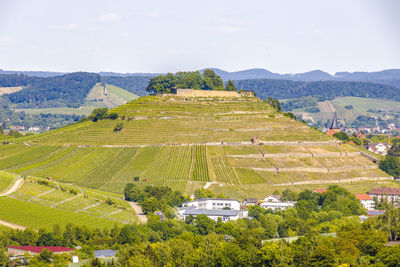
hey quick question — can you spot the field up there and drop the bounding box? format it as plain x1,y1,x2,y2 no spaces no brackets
15,106,96,116
293,97,400,124
0,171,19,193
0,174,138,230
0,86,24,96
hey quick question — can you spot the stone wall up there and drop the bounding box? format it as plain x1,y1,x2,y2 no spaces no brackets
176,89,240,98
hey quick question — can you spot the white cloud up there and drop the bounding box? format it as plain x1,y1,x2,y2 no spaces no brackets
100,13,121,22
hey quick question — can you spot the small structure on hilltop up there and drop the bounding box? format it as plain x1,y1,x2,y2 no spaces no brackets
326,112,340,136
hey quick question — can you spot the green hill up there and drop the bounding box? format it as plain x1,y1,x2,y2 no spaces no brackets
0,95,392,202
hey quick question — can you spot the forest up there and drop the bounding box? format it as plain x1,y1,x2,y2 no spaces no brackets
234,79,400,101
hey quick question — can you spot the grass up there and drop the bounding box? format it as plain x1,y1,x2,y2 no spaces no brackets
106,84,138,102
0,171,19,193
0,196,118,230
0,175,138,229
14,106,96,116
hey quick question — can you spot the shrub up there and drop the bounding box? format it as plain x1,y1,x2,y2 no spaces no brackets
113,122,124,132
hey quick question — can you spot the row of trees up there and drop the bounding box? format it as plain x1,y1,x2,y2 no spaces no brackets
146,69,237,94
1,185,400,266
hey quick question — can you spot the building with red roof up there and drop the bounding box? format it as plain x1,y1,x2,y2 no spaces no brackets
8,246,75,256
313,189,327,194
355,193,375,210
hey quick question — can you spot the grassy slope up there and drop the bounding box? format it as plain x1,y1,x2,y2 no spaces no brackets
0,174,138,230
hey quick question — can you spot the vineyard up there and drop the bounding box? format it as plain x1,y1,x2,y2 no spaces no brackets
0,175,138,230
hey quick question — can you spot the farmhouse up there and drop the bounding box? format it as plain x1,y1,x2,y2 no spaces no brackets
243,198,258,207
368,143,391,156
7,246,75,256
356,193,375,210
368,188,400,203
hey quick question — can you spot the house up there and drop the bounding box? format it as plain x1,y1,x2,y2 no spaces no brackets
28,127,41,132
356,193,375,210
178,207,248,222
260,195,295,211
357,132,366,139
10,126,25,131
313,189,327,194
181,198,241,211
94,249,117,258
263,195,280,202
7,246,75,256
243,198,258,206
368,188,400,203
368,143,391,155
367,210,385,216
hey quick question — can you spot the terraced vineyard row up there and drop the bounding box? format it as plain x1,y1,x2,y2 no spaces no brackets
211,158,239,184
191,146,209,182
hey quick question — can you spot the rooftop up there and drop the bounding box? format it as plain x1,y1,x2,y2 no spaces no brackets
368,188,400,195
356,193,373,201
8,246,75,254
94,249,117,258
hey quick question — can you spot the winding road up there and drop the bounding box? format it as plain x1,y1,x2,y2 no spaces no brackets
0,178,24,197
128,202,148,224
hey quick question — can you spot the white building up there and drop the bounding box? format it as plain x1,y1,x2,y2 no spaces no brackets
368,143,391,156
178,207,248,222
179,198,247,222
260,195,296,211
368,188,400,203
355,194,375,210
181,198,241,211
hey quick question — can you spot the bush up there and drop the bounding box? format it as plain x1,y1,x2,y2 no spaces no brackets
333,132,349,141
113,122,124,132
107,113,118,120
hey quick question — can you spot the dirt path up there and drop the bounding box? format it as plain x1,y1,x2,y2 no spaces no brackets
0,219,26,230
0,178,24,197
128,202,148,224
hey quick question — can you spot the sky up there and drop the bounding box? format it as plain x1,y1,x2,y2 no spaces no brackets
0,0,399,74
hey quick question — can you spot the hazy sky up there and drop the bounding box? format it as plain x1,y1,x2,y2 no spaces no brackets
0,0,399,74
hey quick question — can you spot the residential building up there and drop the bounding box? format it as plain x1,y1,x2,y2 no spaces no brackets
367,188,400,203
8,246,75,256
356,193,375,210
181,198,240,211
243,198,258,206
368,143,391,156
178,207,248,222
260,195,296,211
313,189,327,194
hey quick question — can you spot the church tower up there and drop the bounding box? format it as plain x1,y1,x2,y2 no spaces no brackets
326,112,340,136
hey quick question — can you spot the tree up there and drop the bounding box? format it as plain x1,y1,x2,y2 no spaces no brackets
141,197,159,214
224,80,237,92
202,69,223,90
379,155,400,177
265,97,282,111
195,215,215,235
89,108,108,122
333,132,349,141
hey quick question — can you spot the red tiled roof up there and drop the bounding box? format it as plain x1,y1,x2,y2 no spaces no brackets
8,246,75,253
368,188,400,195
356,193,373,200
313,189,327,193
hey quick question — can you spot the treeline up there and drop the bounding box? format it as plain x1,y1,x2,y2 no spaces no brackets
145,69,236,94
234,79,400,101
2,72,100,108
2,185,400,266
380,141,400,177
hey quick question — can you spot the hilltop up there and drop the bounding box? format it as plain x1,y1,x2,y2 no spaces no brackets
0,95,392,201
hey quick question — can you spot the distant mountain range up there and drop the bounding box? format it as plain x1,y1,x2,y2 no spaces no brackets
1,68,400,83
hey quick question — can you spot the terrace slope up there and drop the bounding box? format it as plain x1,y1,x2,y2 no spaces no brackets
0,96,391,200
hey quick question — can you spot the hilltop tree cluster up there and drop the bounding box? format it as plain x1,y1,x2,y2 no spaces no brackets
146,69,237,94
380,140,400,177
1,185,400,266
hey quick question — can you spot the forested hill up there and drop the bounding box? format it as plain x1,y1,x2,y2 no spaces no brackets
234,79,400,100
2,72,100,108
